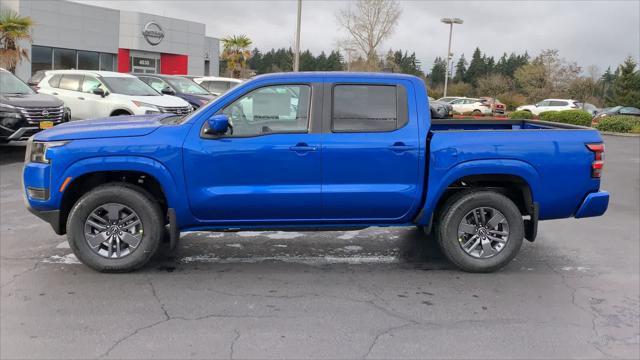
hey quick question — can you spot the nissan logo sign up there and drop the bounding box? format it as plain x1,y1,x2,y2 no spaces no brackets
142,22,164,46
41,110,49,117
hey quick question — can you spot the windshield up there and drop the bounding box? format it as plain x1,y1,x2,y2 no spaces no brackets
0,72,35,95
167,77,209,95
607,106,623,113
101,77,159,96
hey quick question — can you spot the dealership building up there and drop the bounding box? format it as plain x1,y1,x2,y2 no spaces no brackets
4,0,220,81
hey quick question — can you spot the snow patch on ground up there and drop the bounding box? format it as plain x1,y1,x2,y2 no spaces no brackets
342,245,363,252
55,241,70,249
180,255,399,266
225,243,243,248
42,254,80,264
267,231,305,240
337,231,361,240
237,231,268,237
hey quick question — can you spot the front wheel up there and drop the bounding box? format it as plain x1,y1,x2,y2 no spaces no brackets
66,184,164,272
436,191,524,273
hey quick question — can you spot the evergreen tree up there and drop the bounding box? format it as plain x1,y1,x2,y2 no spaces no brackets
325,51,344,70
430,56,447,86
453,54,467,82
464,47,484,85
607,56,640,107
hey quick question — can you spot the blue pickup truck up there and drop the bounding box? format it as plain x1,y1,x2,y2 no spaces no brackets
23,72,609,273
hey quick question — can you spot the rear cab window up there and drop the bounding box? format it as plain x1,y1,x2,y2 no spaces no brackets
331,84,407,132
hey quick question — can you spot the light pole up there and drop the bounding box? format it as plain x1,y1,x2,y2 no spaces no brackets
441,17,463,97
293,0,302,72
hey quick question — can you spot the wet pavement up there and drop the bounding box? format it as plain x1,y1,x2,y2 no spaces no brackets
1,136,639,359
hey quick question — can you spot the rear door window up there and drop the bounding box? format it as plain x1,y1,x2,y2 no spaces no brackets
58,74,82,91
48,74,62,88
332,85,403,132
550,100,568,106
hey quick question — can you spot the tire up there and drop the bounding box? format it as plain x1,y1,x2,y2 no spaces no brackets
66,183,164,272
472,109,482,116
436,191,524,273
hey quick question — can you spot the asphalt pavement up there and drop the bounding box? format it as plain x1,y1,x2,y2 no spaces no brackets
1,135,639,359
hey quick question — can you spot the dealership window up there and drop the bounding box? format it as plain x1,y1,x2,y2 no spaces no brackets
31,46,52,74
100,53,115,71
29,45,116,74
77,51,99,70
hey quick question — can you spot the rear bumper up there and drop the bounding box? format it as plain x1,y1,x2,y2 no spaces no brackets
575,191,609,218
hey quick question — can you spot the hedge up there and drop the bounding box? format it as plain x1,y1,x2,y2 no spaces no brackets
508,110,533,119
595,116,640,133
538,110,592,127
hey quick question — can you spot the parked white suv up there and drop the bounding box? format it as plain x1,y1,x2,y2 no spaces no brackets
37,70,192,120
516,99,579,116
450,97,492,115
191,76,242,96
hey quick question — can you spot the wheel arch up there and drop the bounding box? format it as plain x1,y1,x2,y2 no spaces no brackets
56,156,185,234
415,159,541,227
110,108,133,116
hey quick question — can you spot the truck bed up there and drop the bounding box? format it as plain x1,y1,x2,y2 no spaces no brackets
430,119,590,131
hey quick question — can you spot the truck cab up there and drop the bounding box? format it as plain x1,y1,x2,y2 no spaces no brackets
23,72,609,273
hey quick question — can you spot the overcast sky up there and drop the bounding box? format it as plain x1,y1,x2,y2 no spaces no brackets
75,0,640,75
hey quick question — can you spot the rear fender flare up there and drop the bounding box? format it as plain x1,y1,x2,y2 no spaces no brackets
415,159,541,225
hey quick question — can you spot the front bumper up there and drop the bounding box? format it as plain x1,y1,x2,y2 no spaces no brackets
575,191,609,218
26,205,63,235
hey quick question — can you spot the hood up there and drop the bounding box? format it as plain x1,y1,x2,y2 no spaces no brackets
33,114,174,141
1,92,63,108
128,94,189,107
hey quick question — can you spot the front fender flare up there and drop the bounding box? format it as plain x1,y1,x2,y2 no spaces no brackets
415,159,541,225
56,156,190,226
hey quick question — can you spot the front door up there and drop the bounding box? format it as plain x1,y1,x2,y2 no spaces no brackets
183,83,322,224
321,82,420,222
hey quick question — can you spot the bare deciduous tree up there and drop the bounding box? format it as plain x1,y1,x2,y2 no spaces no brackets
337,0,401,71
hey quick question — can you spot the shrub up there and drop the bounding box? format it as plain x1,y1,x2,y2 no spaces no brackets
595,116,640,133
508,110,533,119
538,110,592,127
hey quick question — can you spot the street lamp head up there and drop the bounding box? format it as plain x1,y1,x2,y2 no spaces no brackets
441,17,464,25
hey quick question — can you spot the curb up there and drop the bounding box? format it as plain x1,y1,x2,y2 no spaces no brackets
598,131,640,137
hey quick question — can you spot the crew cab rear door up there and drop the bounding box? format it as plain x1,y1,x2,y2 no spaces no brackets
321,80,420,222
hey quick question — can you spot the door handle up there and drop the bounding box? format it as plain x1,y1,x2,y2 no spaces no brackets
51,92,58,95
389,142,415,153
77,97,85,100
290,143,317,153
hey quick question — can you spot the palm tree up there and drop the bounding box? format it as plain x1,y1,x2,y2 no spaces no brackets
0,9,33,73
221,35,252,79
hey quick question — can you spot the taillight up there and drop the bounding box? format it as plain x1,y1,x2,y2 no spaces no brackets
586,143,604,178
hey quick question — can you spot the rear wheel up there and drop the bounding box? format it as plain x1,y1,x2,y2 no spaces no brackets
472,109,482,116
436,191,523,272
66,184,164,272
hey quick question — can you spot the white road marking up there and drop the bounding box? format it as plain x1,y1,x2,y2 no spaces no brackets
226,243,243,248
272,244,288,248
237,231,267,237
342,245,363,252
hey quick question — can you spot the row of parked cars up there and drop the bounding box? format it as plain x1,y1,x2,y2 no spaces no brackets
1,68,242,143
432,95,640,120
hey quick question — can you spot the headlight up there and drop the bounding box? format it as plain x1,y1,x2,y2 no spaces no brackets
26,139,68,164
0,103,22,118
132,101,160,114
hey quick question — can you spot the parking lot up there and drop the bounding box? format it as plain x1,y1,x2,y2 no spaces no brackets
1,135,638,359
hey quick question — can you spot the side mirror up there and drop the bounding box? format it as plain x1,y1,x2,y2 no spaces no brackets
92,88,106,97
206,114,229,135
161,86,175,95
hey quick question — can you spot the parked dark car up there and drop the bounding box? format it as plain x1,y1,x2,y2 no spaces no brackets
136,74,215,109
1,68,68,143
429,96,453,118
594,106,640,121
